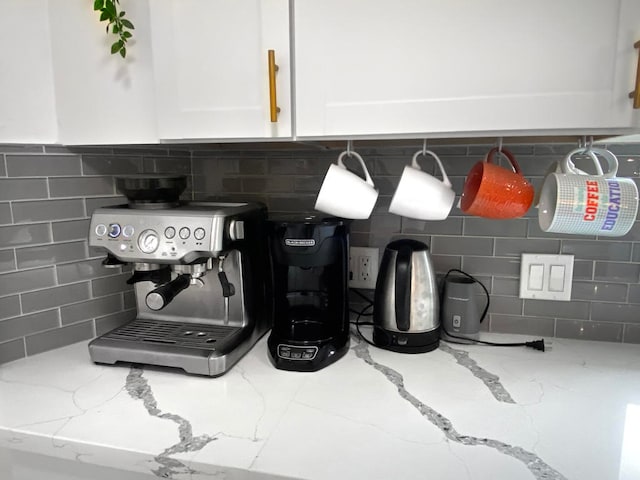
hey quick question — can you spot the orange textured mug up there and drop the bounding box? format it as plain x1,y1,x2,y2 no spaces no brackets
460,147,534,219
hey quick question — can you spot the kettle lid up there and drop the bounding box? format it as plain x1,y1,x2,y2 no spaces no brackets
386,239,429,252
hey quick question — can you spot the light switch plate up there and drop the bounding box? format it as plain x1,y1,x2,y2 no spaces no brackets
519,254,574,301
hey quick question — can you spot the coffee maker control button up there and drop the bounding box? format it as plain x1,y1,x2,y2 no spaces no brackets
179,227,191,239
194,228,206,240
138,229,159,254
95,224,107,237
164,227,176,239
122,225,134,238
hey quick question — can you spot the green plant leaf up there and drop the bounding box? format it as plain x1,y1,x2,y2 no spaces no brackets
113,24,119,34
99,10,110,21
111,40,124,54
122,31,132,39
93,0,104,11
121,19,134,29
104,0,116,16
119,11,126,17
120,46,126,58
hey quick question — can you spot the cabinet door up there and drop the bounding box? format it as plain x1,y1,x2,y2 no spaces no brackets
294,0,640,138
150,0,291,141
48,0,157,145
0,0,57,143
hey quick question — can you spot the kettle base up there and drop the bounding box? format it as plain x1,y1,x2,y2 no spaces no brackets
373,327,440,354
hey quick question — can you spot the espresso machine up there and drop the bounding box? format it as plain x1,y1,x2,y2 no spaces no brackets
88,175,271,376
266,217,350,371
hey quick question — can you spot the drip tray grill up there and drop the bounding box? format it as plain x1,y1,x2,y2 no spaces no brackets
103,318,240,350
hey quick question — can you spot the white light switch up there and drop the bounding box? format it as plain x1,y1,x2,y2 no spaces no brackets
528,264,544,290
549,265,565,292
519,254,574,301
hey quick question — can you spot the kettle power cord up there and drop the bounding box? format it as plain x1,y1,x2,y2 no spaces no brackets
440,269,548,352
350,285,548,352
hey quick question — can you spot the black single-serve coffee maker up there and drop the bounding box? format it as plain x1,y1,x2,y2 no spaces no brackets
267,217,350,371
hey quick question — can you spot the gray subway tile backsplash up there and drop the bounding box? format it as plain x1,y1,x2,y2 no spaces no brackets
16,240,87,269
52,219,91,242
591,303,640,324
49,176,115,198
0,223,52,248
0,249,15,273
623,324,640,344
0,338,26,364
1,141,639,365
0,309,60,343
0,178,48,201
6,154,81,177
555,319,623,343
81,155,143,175
0,267,56,296
61,294,124,325
489,314,555,337
524,299,590,320
25,320,93,356
12,199,85,223
21,282,91,314
0,203,11,224
0,295,21,320
561,240,632,261
571,281,629,303
594,261,640,282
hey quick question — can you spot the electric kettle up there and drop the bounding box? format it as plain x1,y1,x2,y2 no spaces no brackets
373,239,440,353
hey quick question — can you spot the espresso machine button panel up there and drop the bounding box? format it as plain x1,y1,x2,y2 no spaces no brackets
89,210,226,262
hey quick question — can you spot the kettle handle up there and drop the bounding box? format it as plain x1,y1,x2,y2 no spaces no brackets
395,245,412,332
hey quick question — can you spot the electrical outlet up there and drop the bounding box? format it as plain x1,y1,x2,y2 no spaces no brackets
349,247,379,289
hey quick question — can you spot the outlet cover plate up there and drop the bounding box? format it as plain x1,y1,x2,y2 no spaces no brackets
349,247,379,289
519,254,574,301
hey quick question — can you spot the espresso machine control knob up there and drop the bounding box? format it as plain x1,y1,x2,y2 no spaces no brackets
138,229,159,254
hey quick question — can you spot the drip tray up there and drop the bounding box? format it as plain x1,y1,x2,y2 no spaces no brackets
89,317,262,376
102,318,240,350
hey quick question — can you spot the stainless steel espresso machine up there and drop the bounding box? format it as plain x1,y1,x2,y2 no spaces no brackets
88,175,271,376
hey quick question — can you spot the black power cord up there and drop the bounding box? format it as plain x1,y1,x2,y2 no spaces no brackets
440,269,547,352
350,274,548,352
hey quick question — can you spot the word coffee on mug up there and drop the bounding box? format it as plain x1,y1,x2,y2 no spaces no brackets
538,148,639,237
314,151,379,219
389,149,455,220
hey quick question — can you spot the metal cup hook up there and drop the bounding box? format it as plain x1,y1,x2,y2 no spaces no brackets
346,140,354,157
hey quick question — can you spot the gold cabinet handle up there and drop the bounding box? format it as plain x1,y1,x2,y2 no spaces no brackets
268,50,280,122
629,40,640,109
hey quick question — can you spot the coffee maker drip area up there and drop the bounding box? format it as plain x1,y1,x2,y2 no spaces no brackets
87,175,271,376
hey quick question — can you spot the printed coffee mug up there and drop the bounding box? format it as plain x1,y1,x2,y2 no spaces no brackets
538,148,639,237
460,147,534,219
314,151,379,219
389,149,455,220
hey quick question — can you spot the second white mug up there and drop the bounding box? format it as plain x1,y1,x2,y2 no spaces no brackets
389,149,455,220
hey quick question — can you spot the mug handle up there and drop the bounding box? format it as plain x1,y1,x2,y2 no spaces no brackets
561,148,604,176
337,151,375,187
411,149,452,187
485,147,523,175
585,147,619,178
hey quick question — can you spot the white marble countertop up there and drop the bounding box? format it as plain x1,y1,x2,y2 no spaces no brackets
1,330,640,480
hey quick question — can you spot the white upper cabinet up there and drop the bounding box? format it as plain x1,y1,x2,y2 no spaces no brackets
48,0,158,145
149,0,292,141
0,0,57,144
294,0,640,139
